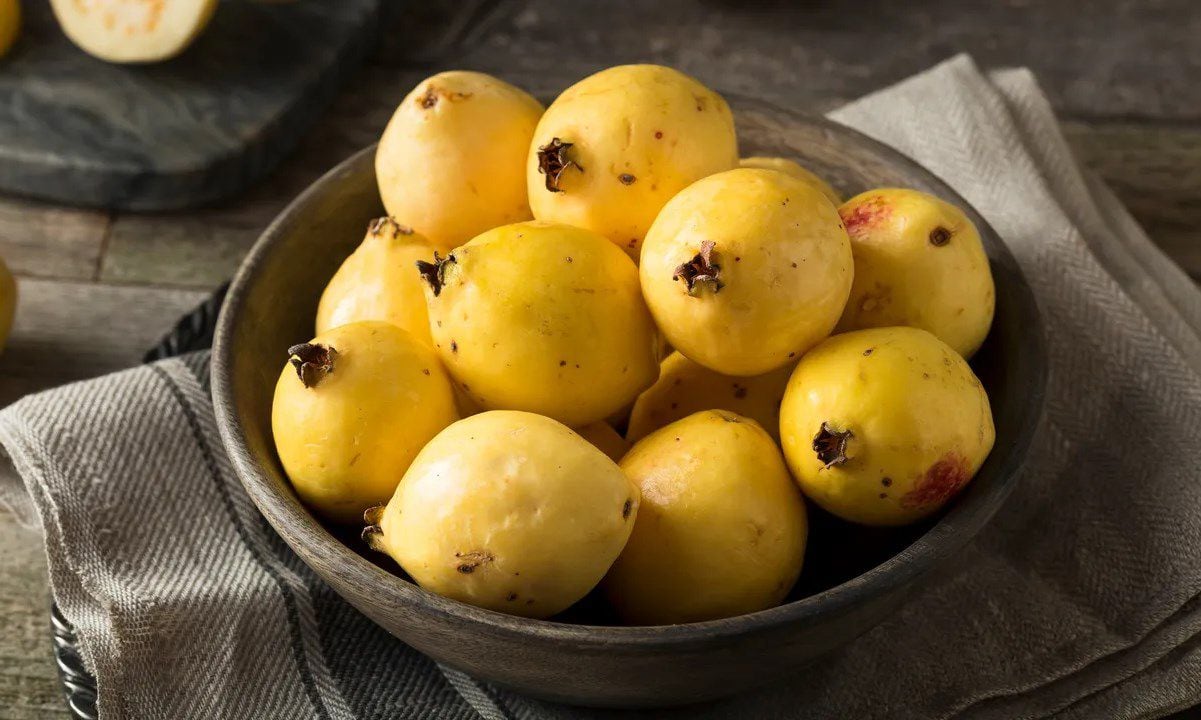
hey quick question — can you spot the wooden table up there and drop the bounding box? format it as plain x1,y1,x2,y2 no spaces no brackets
1,1,1197,715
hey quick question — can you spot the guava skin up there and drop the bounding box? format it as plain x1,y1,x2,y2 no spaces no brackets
370,411,639,619
836,188,995,358
779,326,995,526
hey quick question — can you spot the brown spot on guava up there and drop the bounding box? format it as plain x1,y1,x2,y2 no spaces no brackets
454,550,494,574
879,492,888,499
619,173,636,185
655,131,663,139
416,251,455,297
450,340,458,353
628,238,638,248
788,352,796,358
863,347,874,356
900,453,971,509
288,343,337,388
881,477,892,487
839,196,890,238
507,593,518,601
559,360,567,366
813,422,852,468
929,226,953,246
673,240,723,295
715,411,741,423
566,256,573,263
622,499,633,519
418,86,471,109
536,137,582,192
421,368,430,376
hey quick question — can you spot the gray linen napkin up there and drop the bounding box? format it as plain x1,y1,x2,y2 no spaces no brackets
3,54,1201,719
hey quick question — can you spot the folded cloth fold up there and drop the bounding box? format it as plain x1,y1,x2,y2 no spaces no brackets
3,54,1200,719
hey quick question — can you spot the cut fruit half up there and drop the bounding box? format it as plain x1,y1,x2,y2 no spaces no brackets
51,0,217,63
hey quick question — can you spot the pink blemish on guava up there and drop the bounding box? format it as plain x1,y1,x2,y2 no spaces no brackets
839,196,890,238
899,453,971,509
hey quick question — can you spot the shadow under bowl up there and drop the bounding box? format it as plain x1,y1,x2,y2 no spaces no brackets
211,98,1046,708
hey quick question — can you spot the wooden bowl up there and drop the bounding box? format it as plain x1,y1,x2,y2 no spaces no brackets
212,98,1046,708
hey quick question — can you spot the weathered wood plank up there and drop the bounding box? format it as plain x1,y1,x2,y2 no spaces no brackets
426,0,1201,122
101,213,265,288
0,197,108,281
1064,121,1201,279
0,513,70,719
0,279,208,408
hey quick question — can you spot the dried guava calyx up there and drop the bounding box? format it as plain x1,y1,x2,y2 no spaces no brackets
288,343,338,388
812,421,852,468
536,137,583,192
361,505,386,551
673,240,723,295
368,216,414,238
416,252,456,297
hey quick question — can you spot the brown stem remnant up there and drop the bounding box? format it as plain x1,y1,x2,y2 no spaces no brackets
416,252,455,297
536,137,582,192
288,343,337,388
929,226,952,246
361,505,386,552
673,240,723,295
368,216,413,237
813,422,852,468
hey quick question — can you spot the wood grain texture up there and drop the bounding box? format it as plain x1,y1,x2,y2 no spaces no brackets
0,515,68,719
428,0,1201,121
1064,121,1201,279
0,279,207,407
0,197,108,281
0,0,380,211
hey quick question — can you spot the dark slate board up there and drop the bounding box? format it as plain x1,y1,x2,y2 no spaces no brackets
0,0,381,211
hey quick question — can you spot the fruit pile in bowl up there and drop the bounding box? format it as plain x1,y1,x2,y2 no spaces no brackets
213,64,1044,706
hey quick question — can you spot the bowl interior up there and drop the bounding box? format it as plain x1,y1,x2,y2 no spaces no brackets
213,98,1044,635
